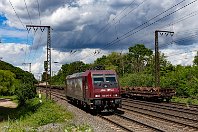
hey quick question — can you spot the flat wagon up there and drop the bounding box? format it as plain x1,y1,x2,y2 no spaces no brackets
121,86,175,102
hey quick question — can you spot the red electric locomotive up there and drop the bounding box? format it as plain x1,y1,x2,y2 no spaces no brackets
65,70,122,112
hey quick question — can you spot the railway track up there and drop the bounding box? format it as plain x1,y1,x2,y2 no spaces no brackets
39,89,162,131
98,113,163,132
166,101,198,109
123,98,198,116
38,87,198,131
121,101,198,131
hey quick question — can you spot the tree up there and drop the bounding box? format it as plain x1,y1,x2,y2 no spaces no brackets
51,61,91,85
0,61,37,84
128,44,153,72
0,70,16,95
15,83,36,105
193,51,198,65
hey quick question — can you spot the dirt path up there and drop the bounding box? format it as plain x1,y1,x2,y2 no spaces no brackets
0,98,17,108
0,98,18,121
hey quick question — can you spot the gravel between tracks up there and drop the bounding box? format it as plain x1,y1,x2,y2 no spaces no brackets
51,95,116,132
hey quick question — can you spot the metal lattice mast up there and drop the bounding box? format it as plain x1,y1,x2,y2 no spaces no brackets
47,27,52,99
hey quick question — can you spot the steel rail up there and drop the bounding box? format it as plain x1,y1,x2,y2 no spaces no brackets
114,113,164,132
98,115,133,132
121,106,198,130
123,99,198,115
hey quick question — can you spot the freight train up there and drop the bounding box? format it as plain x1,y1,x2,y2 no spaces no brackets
65,70,122,113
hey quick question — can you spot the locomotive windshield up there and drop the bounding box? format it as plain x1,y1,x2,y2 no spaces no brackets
105,74,117,83
93,74,104,84
92,74,118,88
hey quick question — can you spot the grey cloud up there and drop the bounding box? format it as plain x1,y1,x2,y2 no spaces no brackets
1,0,198,56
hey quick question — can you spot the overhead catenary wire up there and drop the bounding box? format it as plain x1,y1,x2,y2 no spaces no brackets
113,0,136,22
161,10,198,33
81,0,185,60
81,0,197,62
23,33,30,63
70,0,146,57
24,0,43,68
31,31,44,62
166,49,197,57
30,0,43,64
105,0,188,48
114,8,198,51
114,0,148,25
103,0,198,51
36,0,41,25
9,0,26,29
121,9,198,50
23,0,32,24
105,0,193,48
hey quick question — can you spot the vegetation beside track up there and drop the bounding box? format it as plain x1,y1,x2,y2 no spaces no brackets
171,96,198,105
50,44,198,99
0,96,93,131
0,61,37,105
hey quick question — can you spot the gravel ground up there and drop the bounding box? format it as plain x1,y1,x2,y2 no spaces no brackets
51,96,116,132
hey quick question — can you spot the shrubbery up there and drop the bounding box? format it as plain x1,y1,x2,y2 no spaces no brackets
0,70,36,105
160,66,198,98
15,83,36,106
0,70,19,96
0,61,37,105
120,66,198,98
119,73,154,87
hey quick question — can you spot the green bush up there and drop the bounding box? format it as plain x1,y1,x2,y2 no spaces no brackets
160,66,198,97
0,70,18,96
119,73,154,87
15,83,36,106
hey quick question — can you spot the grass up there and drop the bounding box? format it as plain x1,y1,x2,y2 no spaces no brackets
0,96,93,132
171,96,198,105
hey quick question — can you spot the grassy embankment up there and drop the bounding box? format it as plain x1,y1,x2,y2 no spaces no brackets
0,95,93,132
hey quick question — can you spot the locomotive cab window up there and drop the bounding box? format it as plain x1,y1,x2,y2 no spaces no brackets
105,74,117,83
92,74,118,88
93,74,104,84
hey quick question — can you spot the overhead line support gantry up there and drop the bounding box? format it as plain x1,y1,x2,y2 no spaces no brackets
26,25,52,100
155,30,174,88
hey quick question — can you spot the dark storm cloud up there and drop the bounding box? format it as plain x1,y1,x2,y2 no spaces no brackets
1,0,198,52
48,0,171,51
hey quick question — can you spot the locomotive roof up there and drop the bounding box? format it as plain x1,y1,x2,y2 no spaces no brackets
66,70,116,79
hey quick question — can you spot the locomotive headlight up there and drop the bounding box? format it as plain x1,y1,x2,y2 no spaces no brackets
95,94,100,97
114,94,118,97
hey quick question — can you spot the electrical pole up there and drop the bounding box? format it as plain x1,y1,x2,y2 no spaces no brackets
26,25,52,99
155,30,174,88
22,62,31,73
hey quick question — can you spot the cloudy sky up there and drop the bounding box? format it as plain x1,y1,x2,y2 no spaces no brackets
0,0,198,79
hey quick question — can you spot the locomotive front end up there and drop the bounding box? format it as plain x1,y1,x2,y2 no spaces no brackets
91,72,122,111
